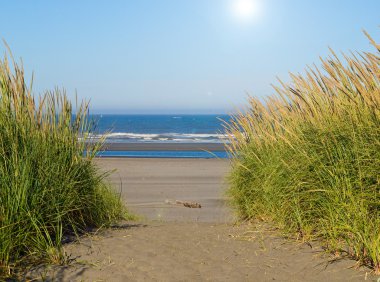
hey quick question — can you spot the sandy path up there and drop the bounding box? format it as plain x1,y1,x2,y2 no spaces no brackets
48,222,368,282
33,159,372,281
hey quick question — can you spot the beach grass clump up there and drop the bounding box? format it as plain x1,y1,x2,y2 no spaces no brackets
0,49,127,277
226,32,380,272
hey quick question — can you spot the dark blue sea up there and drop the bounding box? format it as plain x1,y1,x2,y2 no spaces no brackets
89,114,231,158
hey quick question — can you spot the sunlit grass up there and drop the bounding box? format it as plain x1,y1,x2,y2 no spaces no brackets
226,32,380,273
0,47,129,278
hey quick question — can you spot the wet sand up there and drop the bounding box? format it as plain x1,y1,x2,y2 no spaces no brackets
34,158,373,281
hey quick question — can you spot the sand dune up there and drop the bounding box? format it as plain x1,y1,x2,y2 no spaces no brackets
31,159,372,281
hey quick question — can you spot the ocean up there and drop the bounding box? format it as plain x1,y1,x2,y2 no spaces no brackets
90,114,231,158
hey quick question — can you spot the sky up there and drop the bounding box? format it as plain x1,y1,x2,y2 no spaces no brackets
0,0,379,114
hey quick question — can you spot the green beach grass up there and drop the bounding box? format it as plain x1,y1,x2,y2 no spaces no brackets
0,48,129,278
226,32,380,273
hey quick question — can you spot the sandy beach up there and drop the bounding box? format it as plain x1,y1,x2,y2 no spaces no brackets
34,158,372,281
97,158,232,223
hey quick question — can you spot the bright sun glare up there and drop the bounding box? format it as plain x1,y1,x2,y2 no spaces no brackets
231,0,260,23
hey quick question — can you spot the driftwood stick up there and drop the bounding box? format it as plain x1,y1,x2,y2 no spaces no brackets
165,199,202,208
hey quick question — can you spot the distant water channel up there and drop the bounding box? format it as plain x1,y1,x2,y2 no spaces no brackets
96,150,230,159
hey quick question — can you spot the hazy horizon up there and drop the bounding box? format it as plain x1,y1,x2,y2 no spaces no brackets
1,0,379,114
89,108,234,115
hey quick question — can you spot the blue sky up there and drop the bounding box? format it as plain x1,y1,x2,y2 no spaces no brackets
1,0,379,114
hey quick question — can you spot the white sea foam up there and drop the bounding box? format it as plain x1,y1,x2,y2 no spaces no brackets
87,132,228,143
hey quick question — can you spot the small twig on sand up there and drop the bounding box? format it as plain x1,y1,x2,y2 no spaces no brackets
165,199,202,208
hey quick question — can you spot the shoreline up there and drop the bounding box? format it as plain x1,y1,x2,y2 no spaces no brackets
99,142,227,152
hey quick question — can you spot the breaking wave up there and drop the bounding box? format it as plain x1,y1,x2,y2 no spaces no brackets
87,132,228,143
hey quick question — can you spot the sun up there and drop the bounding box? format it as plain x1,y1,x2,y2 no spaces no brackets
231,0,260,23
